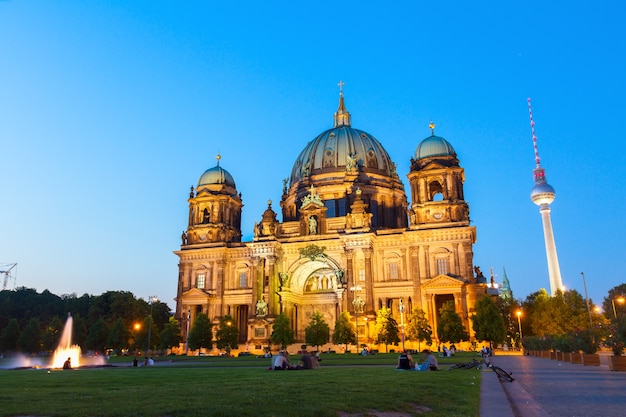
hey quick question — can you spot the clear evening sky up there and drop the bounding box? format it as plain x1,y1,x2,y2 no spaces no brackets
1,1,624,310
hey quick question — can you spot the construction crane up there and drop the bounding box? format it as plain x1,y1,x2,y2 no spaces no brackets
1,263,17,290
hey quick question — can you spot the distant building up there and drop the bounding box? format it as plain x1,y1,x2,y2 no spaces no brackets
499,268,513,300
174,91,495,351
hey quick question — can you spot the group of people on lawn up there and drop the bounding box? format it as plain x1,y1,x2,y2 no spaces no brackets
396,349,439,371
271,348,438,371
271,350,321,370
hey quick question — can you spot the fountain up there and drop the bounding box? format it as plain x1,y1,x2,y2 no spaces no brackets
51,313,82,368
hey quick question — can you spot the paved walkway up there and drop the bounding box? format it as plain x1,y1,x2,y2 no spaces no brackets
481,354,626,417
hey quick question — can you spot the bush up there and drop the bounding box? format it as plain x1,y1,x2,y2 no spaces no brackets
522,336,552,351
553,334,575,353
572,329,600,354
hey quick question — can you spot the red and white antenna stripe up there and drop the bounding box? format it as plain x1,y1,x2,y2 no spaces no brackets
527,98,541,167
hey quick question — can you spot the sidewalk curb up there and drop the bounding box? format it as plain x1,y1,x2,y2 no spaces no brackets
480,367,514,417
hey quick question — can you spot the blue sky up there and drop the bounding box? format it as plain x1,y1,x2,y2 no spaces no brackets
1,1,624,310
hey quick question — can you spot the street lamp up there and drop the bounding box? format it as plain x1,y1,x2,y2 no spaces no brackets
581,272,592,328
146,295,158,354
351,285,363,353
516,311,523,348
399,298,406,352
225,320,232,356
612,297,625,319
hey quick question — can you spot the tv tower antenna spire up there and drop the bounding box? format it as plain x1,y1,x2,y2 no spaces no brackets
527,98,564,295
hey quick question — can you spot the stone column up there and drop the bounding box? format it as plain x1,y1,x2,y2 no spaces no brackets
216,260,226,317
430,294,438,342
423,246,430,277
345,249,355,311
456,243,464,276
363,248,374,313
267,256,278,316
410,247,421,306
251,258,260,318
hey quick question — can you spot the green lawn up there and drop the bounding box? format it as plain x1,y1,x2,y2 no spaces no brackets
0,354,481,417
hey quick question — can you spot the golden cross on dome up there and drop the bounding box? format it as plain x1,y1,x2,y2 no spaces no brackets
429,121,436,135
338,80,345,95
216,153,222,166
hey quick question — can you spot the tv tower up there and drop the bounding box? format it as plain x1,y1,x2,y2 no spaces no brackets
527,98,564,295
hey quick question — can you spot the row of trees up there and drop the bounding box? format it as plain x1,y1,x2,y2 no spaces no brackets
264,300,489,353
520,284,626,355
0,288,175,354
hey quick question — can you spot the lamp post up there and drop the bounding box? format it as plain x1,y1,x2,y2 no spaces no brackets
516,311,523,349
612,297,625,319
351,285,363,353
225,320,232,356
146,295,158,354
580,272,593,328
399,298,406,352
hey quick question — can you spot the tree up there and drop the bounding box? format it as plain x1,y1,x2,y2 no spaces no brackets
332,311,356,350
41,316,64,351
270,313,294,349
374,307,400,352
107,318,131,353
437,301,469,344
187,313,212,351
0,318,20,352
159,317,182,350
496,295,520,345
531,289,590,336
216,315,239,354
86,317,109,352
17,317,42,353
472,296,506,348
406,308,432,351
72,314,88,349
305,312,330,351
603,283,626,321
133,316,159,352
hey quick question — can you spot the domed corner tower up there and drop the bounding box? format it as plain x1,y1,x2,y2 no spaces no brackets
182,154,243,247
280,90,408,235
407,123,470,229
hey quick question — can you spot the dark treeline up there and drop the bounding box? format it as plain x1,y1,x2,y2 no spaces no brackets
0,287,180,354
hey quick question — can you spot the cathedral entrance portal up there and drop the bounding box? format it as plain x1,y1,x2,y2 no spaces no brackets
281,257,345,341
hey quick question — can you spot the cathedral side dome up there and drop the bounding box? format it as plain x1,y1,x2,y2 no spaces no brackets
415,134,456,160
198,156,236,189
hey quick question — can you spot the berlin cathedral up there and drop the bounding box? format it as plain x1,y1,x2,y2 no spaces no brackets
174,90,495,352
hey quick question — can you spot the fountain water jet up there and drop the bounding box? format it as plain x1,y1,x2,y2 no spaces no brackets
51,313,82,369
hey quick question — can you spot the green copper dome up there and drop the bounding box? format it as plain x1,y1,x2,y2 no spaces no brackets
415,135,456,159
198,155,236,188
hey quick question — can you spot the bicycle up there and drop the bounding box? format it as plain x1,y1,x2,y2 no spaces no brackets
447,359,482,370
489,364,515,382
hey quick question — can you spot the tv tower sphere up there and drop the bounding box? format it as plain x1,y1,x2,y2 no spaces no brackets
531,181,555,206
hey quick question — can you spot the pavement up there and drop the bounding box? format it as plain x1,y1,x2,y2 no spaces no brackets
480,353,626,417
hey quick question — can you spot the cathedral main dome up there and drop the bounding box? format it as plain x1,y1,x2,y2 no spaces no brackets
281,91,408,230
289,126,396,183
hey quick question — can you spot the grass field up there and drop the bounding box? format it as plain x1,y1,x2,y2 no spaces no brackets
0,353,481,417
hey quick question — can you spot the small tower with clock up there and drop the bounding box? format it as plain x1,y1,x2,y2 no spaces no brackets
407,123,470,228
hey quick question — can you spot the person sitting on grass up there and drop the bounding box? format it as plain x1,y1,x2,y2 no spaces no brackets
272,351,291,370
396,350,414,370
416,349,438,371
300,351,321,370
63,357,72,370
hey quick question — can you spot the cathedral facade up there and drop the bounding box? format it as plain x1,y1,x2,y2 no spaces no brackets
174,92,492,351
